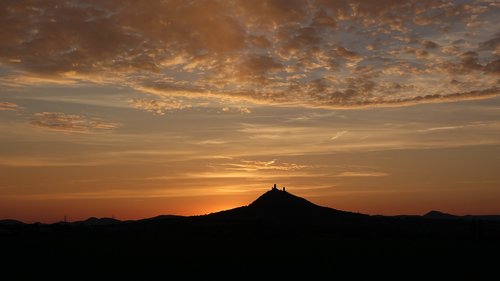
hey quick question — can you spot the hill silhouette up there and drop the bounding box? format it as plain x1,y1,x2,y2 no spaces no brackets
206,186,367,224
424,210,459,219
1,185,499,278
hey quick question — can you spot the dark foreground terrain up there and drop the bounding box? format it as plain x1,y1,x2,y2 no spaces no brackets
2,189,500,279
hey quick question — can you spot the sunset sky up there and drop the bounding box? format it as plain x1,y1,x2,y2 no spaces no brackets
1,0,499,223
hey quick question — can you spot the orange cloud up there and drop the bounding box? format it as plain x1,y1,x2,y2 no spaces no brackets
130,98,191,115
31,112,118,133
0,101,21,111
221,160,311,172
221,107,252,114
0,0,498,109
335,171,388,177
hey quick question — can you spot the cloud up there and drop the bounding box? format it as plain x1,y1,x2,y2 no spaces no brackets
421,40,439,49
334,46,361,61
0,0,499,109
485,59,500,74
418,126,464,132
417,122,489,132
238,107,252,114
479,33,500,51
221,160,310,172
237,55,282,77
318,88,500,108
31,112,118,133
335,171,388,177
221,107,252,114
191,140,227,145
130,98,191,115
0,101,21,111
330,130,348,140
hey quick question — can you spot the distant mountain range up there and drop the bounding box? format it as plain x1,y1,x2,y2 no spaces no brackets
423,210,500,221
2,188,499,225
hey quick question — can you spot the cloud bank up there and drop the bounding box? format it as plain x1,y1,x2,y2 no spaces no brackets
0,0,499,109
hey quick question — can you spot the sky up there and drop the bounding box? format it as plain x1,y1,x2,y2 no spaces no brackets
1,0,499,223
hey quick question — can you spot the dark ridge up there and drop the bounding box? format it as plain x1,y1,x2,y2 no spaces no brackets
424,210,500,222
73,217,121,226
464,215,500,222
0,219,25,226
136,214,185,223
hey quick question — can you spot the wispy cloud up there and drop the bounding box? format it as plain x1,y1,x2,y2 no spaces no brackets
221,159,311,172
418,126,465,132
335,172,389,177
238,123,311,140
191,140,227,145
330,130,348,140
31,112,119,133
0,0,498,109
0,101,21,111
417,122,489,132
